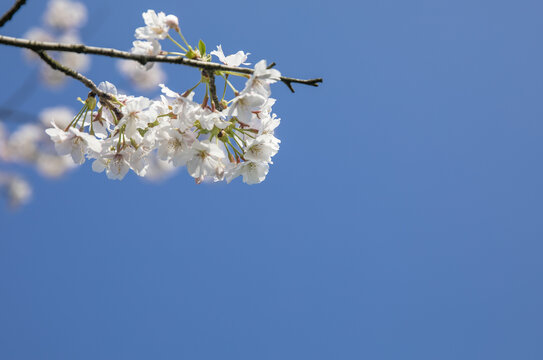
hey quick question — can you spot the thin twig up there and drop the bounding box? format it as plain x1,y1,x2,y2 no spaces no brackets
32,50,122,120
0,34,323,91
33,50,107,99
0,0,27,28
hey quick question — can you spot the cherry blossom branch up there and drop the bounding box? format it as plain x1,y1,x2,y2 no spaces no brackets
33,50,110,100
0,0,27,28
0,34,323,92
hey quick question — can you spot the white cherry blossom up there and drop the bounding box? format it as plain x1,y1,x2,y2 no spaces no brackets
184,140,226,181
242,60,281,97
244,134,280,163
156,128,196,166
227,161,269,185
227,92,266,125
45,124,101,164
135,10,172,40
119,96,152,138
210,45,250,67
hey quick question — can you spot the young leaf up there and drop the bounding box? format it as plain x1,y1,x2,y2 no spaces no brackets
198,40,206,56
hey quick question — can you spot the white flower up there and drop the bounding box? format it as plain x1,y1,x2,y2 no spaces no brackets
132,40,161,56
129,146,150,177
191,107,229,131
156,127,195,166
242,60,281,97
119,96,152,138
131,40,161,69
227,92,266,125
260,114,281,137
44,0,87,30
244,134,280,163
210,45,250,67
226,161,269,185
159,84,198,131
184,140,226,181
165,15,179,32
135,10,171,40
98,81,120,98
45,124,102,164
92,145,133,180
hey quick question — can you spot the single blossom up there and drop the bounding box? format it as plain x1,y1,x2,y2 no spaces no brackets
45,124,101,165
243,134,280,163
210,45,250,67
92,144,133,180
131,40,161,69
135,10,172,40
242,60,281,97
227,92,266,125
227,161,269,185
184,140,226,182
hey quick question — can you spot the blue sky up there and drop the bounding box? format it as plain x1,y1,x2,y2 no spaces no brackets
1,0,543,359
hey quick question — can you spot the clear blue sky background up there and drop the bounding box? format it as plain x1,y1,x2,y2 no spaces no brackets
1,0,543,358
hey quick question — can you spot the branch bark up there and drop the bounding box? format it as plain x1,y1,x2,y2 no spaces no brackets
32,50,122,121
0,0,27,28
0,34,323,92
33,50,110,101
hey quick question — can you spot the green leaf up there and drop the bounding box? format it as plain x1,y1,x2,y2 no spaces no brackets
198,39,206,56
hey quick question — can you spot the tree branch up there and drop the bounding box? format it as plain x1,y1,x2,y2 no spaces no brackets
203,70,224,111
33,50,107,99
0,34,323,92
0,0,27,28
32,50,122,120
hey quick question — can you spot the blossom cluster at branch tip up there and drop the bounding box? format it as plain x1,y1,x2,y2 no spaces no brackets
44,9,283,184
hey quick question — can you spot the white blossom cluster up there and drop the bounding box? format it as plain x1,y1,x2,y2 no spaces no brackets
45,10,283,184
24,0,89,87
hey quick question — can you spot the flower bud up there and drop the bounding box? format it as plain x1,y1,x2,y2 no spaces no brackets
85,95,97,110
165,15,179,31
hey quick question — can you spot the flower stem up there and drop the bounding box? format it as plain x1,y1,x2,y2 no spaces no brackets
167,34,187,52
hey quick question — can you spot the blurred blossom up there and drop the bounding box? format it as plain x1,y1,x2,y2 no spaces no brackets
117,60,166,91
43,0,87,30
0,175,32,209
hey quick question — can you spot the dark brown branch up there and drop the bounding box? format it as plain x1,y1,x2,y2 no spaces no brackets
32,50,122,121
203,70,224,111
33,50,107,99
0,34,323,91
0,0,27,28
